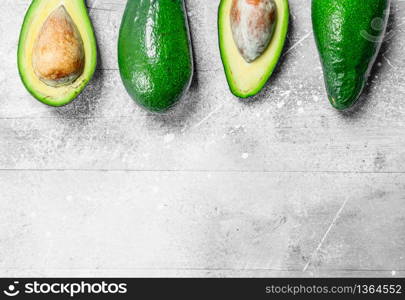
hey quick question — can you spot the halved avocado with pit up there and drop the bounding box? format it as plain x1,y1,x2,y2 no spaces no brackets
18,0,97,107
218,0,289,98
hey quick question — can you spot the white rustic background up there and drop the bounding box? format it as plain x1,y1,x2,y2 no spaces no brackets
0,0,404,277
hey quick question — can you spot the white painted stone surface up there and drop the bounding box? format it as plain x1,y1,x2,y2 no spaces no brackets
0,0,404,277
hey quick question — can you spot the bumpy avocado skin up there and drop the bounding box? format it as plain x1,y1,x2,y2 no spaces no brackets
312,0,390,110
118,0,193,113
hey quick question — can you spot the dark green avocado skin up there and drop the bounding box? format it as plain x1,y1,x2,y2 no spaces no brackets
312,0,390,110
118,0,193,112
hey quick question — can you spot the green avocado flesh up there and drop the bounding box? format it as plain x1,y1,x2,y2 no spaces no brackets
218,0,289,98
312,0,390,110
18,0,97,107
118,0,193,113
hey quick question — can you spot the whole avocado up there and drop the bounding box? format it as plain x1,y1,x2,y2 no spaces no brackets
312,0,390,110
118,0,193,113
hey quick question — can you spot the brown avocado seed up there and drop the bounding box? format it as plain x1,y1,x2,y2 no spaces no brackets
32,5,85,87
230,0,277,63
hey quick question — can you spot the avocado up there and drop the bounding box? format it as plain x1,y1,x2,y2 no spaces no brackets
118,0,193,113
312,0,390,110
18,0,97,107
218,0,289,98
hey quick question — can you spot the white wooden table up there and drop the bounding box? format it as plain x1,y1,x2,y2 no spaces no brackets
0,0,404,277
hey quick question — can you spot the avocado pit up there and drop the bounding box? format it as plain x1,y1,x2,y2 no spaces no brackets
230,0,277,63
32,5,85,87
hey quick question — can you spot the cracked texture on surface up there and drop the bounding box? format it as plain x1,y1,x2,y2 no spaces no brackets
0,0,404,277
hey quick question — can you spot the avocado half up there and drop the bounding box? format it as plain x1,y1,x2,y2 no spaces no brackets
218,0,289,98
18,0,97,107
